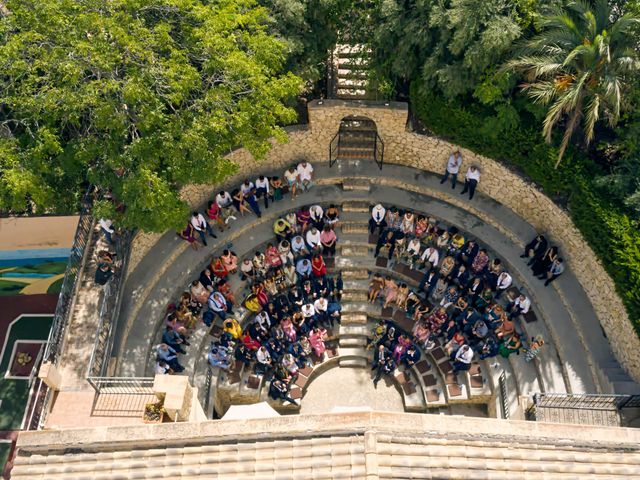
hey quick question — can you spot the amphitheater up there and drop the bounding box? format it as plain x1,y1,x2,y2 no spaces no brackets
11,100,640,479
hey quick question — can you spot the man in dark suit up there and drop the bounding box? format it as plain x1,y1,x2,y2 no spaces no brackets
419,269,439,298
458,240,479,266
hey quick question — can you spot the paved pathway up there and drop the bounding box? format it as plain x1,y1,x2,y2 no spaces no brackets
114,161,634,396
299,366,405,415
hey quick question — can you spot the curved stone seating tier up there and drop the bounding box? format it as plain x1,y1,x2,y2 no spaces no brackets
116,162,637,422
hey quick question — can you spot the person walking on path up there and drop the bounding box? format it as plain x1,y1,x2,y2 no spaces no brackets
440,150,462,189
460,166,480,200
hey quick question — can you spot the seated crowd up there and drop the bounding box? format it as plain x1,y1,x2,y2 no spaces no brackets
155,162,351,405
177,161,316,249
366,203,555,385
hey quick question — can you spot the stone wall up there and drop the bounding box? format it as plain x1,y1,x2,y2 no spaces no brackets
131,99,640,382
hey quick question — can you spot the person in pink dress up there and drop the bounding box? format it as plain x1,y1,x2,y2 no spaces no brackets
220,249,238,274
308,327,327,357
281,317,297,343
264,243,283,270
382,276,398,308
393,334,411,363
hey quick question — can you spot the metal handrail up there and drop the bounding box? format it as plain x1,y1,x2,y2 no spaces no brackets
533,392,640,411
87,229,134,378
43,189,95,364
329,131,340,167
86,376,155,395
374,132,384,170
203,367,213,417
498,371,510,419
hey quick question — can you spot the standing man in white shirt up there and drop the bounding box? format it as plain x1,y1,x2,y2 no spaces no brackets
296,161,314,192
460,165,480,200
440,150,462,189
191,211,217,246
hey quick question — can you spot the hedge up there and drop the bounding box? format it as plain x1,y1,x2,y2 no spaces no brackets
410,84,640,335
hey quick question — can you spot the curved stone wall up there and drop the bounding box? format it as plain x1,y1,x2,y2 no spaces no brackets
129,99,640,382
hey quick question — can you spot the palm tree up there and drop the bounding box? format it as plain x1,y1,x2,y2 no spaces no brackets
508,0,640,167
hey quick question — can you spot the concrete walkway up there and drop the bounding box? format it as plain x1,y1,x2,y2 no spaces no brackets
114,161,634,396
299,366,405,415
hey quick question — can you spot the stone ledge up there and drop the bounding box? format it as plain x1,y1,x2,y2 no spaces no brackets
17,411,640,453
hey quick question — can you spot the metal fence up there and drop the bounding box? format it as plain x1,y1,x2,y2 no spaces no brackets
529,393,640,426
21,377,50,431
86,376,155,395
87,229,134,378
42,190,94,364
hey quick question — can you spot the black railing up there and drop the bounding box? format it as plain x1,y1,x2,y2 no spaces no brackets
87,229,134,378
86,376,155,395
374,132,384,170
329,131,340,168
204,367,213,416
498,371,510,419
22,377,49,431
42,190,95,364
528,393,640,426
533,393,640,411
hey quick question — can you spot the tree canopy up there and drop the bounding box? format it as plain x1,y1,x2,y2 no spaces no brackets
508,0,640,166
0,0,302,231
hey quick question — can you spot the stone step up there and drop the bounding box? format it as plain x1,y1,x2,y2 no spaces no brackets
339,210,371,222
343,279,370,293
336,57,369,67
338,244,370,257
339,357,368,368
336,78,368,89
340,223,369,235
342,302,381,316
337,69,369,79
340,325,369,338
342,291,368,302
340,337,368,348
341,268,370,280
342,178,371,192
341,313,368,325
339,346,369,358
342,200,370,213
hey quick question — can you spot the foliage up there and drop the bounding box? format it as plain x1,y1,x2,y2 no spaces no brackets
0,0,303,232
411,84,640,333
371,0,523,99
507,0,640,166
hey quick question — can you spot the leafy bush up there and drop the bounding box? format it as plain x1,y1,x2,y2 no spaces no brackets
411,84,640,334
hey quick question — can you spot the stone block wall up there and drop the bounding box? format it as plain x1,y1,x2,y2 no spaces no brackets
131,99,640,382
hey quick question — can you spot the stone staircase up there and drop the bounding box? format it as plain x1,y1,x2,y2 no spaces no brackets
330,44,373,100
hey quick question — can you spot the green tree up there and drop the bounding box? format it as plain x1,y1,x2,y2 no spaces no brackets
0,0,302,231
507,0,640,167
